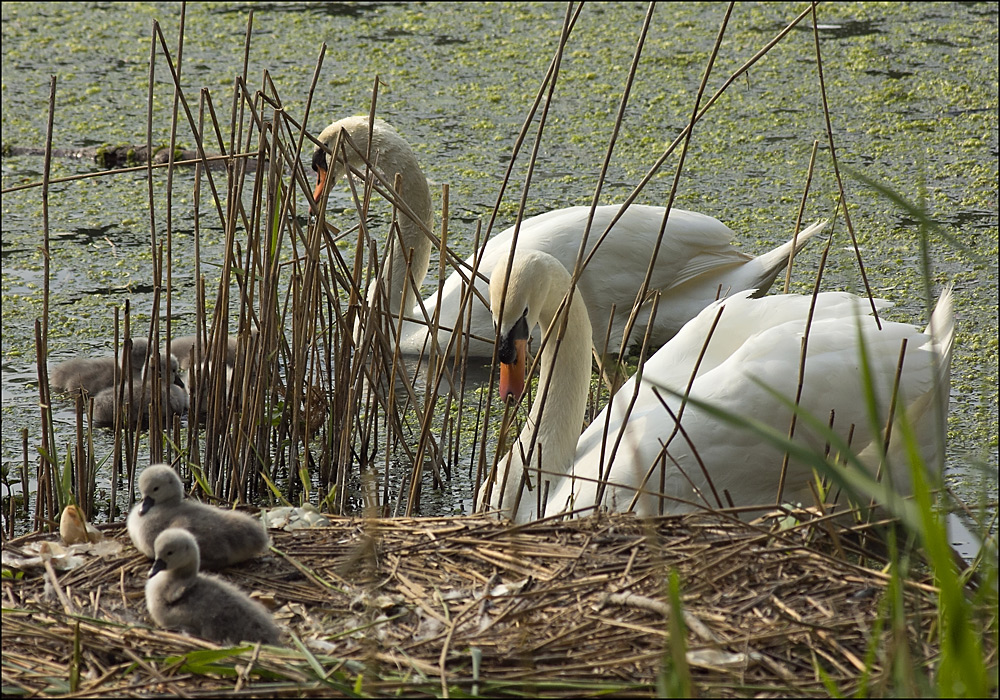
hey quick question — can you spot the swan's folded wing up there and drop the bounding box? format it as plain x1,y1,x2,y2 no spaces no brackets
659,248,753,290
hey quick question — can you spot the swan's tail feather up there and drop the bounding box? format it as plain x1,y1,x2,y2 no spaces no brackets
927,285,955,382
791,219,827,253
762,219,827,272
910,285,955,477
747,219,827,297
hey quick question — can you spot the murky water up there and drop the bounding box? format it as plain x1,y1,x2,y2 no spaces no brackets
2,2,997,535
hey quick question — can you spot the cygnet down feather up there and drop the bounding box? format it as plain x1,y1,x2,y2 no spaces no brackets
145,527,281,645
91,380,188,429
127,464,269,570
50,339,179,395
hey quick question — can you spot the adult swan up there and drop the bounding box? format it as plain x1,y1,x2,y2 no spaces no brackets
478,250,954,523
311,116,827,358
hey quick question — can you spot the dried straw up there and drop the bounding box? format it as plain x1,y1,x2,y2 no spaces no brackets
2,511,950,697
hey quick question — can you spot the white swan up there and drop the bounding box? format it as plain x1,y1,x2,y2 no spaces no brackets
311,116,826,358
478,250,954,523
146,528,281,645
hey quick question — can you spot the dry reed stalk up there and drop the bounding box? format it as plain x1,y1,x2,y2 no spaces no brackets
807,3,879,328
768,2,889,507
783,140,821,295
20,428,30,533
33,75,59,534
0,152,264,197
147,246,164,465
477,13,583,518
160,5,187,469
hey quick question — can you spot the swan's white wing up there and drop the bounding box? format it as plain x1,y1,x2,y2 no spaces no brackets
636,291,892,396
552,291,949,518
418,205,744,356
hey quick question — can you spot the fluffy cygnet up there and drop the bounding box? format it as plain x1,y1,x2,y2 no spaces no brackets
164,334,240,420
182,359,235,419
91,379,189,428
127,464,270,570
166,334,238,372
146,528,281,645
50,339,179,395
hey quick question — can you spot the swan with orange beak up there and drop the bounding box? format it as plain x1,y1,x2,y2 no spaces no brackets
480,251,595,518
309,117,434,322
480,249,955,524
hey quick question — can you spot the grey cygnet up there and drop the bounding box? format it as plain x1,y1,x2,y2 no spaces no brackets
145,528,281,645
91,379,189,428
165,334,240,420
127,464,269,570
50,338,181,395
166,334,238,372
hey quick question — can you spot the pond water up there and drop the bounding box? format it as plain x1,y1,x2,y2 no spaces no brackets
2,2,997,535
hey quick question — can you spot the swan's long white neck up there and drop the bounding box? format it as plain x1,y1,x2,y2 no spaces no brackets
316,117,434,318
488,254,593,520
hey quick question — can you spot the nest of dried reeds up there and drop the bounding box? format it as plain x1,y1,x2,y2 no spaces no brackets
3,510,945,698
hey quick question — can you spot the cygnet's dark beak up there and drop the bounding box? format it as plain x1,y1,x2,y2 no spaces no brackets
149,558,167,578
139,495,155,516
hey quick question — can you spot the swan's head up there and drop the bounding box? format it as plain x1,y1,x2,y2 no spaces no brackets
121,339,185,389
310,116,396,212
489,251,568,403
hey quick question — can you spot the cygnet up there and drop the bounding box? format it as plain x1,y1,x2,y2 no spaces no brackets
50,339,178,395
91,379,189,429
182,359,235,420
127,464,270,570
166,334,238,372
146,527,281,645
164,334,241,420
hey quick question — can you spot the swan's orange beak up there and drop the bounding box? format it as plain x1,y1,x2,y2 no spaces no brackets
499,337,526,404
311,164,329,214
